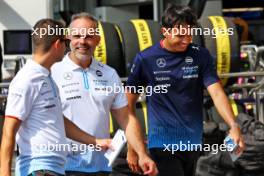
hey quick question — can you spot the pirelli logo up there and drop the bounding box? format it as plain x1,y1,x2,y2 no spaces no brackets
131,19,153,51
94,22,107,64
209,16,231,86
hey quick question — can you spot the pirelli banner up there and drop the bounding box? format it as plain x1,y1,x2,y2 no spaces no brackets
117,20,162,76
200,16,240,87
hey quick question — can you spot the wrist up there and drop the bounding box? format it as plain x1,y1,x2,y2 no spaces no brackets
127,146,136,152
230,122,239,129
136,148,148,157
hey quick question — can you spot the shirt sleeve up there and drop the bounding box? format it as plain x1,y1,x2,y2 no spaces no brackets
126,53,148,93
5,82,35,121
111,70,128,109
201,49,220,87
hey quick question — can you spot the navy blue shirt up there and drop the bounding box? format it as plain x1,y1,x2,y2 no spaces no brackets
127,42,219,149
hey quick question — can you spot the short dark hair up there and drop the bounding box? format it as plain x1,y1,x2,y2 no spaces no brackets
32,19,65,53
161,4,198,28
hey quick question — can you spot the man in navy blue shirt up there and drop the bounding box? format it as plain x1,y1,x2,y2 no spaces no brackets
126,4,245,176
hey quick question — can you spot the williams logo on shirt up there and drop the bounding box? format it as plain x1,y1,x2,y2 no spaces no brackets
96,70,103,77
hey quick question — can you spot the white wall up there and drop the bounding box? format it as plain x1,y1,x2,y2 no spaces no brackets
0,0,53,79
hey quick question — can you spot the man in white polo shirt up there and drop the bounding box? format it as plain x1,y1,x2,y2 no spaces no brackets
51,13,158,176
0,19,111,176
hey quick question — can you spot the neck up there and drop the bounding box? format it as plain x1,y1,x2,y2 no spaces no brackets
33,52,54,71
69,52,92,69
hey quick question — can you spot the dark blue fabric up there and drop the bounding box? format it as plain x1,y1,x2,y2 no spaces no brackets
127,42,219,149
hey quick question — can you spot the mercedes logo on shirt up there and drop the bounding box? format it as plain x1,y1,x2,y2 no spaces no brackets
156,58,166,68
40,79,48,87
63,72,73,80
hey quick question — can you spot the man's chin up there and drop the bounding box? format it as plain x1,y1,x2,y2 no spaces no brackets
175,47,187,52
178,44,189,51
76,53,91,61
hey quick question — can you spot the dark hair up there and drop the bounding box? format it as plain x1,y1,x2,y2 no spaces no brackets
161,4,198,28
32,19,65,53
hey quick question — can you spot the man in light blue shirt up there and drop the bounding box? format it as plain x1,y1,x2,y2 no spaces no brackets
1,18,111,176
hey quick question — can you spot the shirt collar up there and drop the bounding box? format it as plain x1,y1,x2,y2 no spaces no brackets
29,59,50,77
64,53,98,71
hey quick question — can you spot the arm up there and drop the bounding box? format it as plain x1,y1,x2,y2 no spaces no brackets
207,82,245,152
124,92,142,173
63,117,111,150
111,92,157,175
0,117,21,176
111,105,147,158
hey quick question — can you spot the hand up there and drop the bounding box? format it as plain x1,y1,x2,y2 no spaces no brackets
229,124,245,154
127,148,141,174
138,153,158,176
95,138,112,151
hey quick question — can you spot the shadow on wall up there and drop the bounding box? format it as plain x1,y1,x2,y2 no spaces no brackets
0,1,31,29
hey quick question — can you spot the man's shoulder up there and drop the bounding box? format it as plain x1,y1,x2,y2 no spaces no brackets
92,59,118,76
138,42,160,59
9,69,36,92
11,62,37,83
189,43,210,55
51,57,67,72
51,56,69,81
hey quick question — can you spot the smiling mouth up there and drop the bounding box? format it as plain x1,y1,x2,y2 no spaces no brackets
180,43,188,47
76,47,90,52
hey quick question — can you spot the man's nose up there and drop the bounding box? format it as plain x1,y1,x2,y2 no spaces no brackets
79,37,86,44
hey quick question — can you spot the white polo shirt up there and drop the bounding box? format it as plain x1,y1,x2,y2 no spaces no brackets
51,54,128,172
5,59,68,175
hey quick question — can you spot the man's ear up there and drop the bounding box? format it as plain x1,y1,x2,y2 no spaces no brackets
66,34,71,40
53,39,60,49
